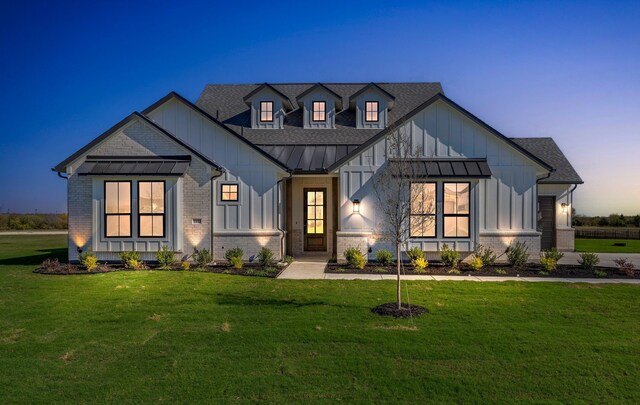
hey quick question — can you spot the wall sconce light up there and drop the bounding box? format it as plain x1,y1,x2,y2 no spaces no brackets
352,199,360,214
560,203,567,214
76,246,83,254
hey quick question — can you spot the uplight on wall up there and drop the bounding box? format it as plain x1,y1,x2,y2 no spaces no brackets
560,203,568,214
352,199,360,214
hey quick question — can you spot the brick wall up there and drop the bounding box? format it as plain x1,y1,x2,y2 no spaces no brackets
213,232,282,261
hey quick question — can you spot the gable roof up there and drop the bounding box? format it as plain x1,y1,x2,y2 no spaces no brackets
348,82,396,109
242,83,293,111
142,92,290,172
196,82,443,145
511,138,583,184
295,83,344,110
52,112,222,173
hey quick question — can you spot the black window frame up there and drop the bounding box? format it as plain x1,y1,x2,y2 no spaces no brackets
104,180,132,239
137,180,166,239
443,182,471,239
220,183,239,202
260,101,274,122
312,101,326,122
409,182,437,239
365,101,379,122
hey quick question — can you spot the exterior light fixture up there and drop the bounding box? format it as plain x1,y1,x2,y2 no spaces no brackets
352,199,360,213
560,203,567,214
76,246,83,254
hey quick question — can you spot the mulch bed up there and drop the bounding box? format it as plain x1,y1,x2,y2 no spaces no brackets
34,260,287,278
371,302,429,318
326,262,639,279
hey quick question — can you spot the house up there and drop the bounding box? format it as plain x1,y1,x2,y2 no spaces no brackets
53,82,583,263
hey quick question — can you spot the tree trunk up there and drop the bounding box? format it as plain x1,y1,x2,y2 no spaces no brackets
396,243,402,310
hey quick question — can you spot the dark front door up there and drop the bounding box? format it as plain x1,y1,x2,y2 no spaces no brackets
304,188,326,251
538,196,556,250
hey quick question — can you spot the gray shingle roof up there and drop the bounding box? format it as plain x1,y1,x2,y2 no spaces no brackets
511,137,583,184
196,83,443,144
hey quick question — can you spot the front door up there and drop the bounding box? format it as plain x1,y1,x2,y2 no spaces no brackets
304,188,326,251
538,196,556,250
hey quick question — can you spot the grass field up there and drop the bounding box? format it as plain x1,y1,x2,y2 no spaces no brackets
575,238,640,253
1,235,640,403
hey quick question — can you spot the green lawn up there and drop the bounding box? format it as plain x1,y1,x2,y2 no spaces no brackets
575,238,640,253
1,235,640,403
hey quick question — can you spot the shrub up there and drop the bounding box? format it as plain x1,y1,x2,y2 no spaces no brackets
448,268,461,275
224,247,244,262
440,244,460,268
406,247,425,265
120,251,142,269
375,249,394,266
469,257,483,271
284,255,294,264
578,253,600,271
156,245,176,268
541,248,564,262
495,268,507,275
614,258,636,277
257,247,274,268
540,256,558,272
473,244,496,266
593,269,607,278
181,261,191,271
79,251,98,272
506,241,529,267
229,256,243,269
192,248,212,268
413,257,428,273
41,258,61,272
344,246,366,269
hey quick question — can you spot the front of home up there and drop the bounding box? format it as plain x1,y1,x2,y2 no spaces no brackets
54,82,583,263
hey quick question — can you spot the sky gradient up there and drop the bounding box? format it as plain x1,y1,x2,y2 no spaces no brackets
1,0,639,216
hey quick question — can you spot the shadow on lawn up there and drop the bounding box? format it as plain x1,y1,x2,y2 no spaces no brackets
0,248,67,266
217,293,343,308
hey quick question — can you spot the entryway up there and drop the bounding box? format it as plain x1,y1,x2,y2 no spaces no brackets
304,188,326,251
538,196,556,250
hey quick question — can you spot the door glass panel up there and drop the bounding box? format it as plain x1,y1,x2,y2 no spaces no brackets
315,206,324,220
307,191,316,205
307,206,315,220
307,220,316,234
315,192,323,205
316,220,323,234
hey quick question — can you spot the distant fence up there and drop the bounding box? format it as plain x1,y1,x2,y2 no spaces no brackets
576,228,640,240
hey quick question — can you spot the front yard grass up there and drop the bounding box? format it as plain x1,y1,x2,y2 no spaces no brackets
575,238,640,253
1,235,640,403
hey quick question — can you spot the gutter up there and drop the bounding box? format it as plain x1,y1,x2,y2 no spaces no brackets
52,168,68,179
569,183,578,227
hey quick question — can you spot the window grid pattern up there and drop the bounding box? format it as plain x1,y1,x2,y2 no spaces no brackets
443,183,470,238
260,101,273,122
221,184,239,202
105,181,131,238
312,101,326,122
410,183,437,238
306,190,325,235
138,181,165,237
365,101,379,122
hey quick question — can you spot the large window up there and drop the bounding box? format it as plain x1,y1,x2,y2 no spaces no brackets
443,183,470,238
410,183,436,238
105,181,131,237
221,183,239,202
365,101,379,122
138,181,165,237
312,101,326,122
260,101,273,122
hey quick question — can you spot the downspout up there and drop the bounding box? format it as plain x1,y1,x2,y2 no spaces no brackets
276,171,293,261
210,169,226,260
568,183,578,227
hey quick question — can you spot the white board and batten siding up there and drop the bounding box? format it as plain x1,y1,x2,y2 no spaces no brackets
147,99,286,233
339,99,545,253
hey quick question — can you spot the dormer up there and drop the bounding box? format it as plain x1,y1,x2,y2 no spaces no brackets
296,83,343,129
349,83,395,129
243,83,293,129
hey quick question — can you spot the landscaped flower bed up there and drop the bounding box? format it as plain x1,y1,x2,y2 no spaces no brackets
34,258,288,278
325,262,639,279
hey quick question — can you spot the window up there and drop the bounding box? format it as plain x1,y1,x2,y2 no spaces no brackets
260,101,273,122
138,181,165,237
410,183,436,238
365,101,379,122
105,181,131,237
221,184,239,202
443,183,470,238
312,101,326,122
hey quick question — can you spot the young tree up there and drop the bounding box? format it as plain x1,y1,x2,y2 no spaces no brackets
370,126,436,310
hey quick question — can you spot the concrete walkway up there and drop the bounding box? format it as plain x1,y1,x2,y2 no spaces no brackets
559,252,640,268
0,230,68,235
278,257,640,284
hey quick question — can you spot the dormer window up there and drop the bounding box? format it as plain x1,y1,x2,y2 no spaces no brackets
312,101,326,122
260,101,273,122
365,101,379,122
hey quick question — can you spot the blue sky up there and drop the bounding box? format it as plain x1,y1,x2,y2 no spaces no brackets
1,0,638,215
